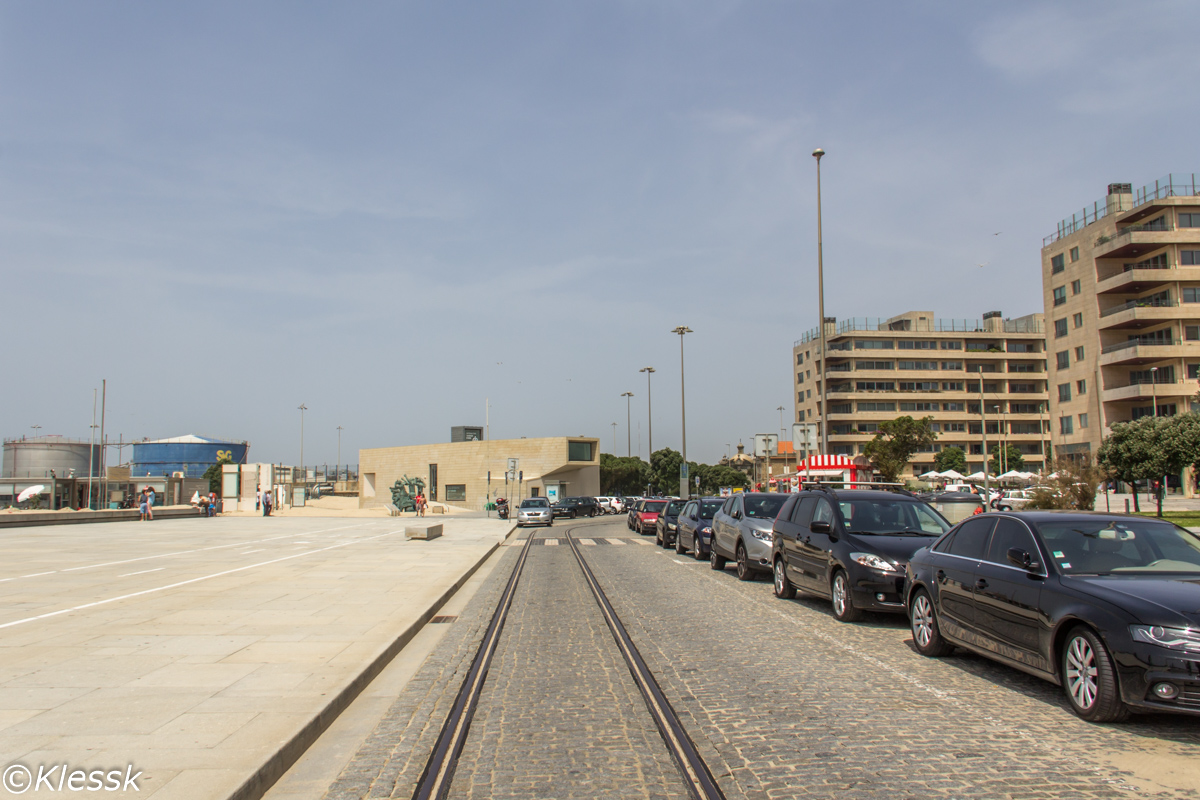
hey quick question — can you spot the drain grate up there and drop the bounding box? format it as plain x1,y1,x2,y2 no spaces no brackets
430,615,458,624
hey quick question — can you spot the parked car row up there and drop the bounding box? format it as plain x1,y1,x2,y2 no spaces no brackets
650,485,1200,723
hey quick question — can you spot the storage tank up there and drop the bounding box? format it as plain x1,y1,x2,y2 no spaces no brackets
130,434,249,478
2,436,101,479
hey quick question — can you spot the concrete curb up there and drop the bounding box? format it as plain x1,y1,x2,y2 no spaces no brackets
227,522,518,800
0,507,203,529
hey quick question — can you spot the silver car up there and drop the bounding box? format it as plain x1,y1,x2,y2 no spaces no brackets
710,492,790,580
516,497,553,527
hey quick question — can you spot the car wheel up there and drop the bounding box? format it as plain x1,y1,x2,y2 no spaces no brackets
710,542,727,570
1062,626,1128,722
830,569,863,622
735,542,754,581
692,535,705,561
909,589,952,656
675,532,686,554
773,558,796,599
655,528,662,546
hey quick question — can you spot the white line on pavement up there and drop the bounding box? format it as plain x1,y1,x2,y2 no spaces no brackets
118,568,165,577
543,540,559,546
604,538,627,546
578,539,597,545
0,530,403,631
241,549,265,554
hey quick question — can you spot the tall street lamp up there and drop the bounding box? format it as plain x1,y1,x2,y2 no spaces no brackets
1151,366,1159,417
778,405,787,490
640,367,656,461
611,421,617,454
336,425,344,480
813,146,828,457
298,404,308,483
621,392,634,457
672,326,692,497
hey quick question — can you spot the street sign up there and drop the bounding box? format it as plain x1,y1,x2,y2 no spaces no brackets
792,422,817,449
680,462,689,479
753,433,778,457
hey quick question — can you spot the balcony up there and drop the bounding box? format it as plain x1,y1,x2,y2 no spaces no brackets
1102,381,1186,403
1096,267,1200,295
1092,225,1178,260
1097,299,1181,330
1099,340,1190,366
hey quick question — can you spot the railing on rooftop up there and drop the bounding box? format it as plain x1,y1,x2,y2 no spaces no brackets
1044,173,1200,246
796,316,1044,346
1134,173,1200,206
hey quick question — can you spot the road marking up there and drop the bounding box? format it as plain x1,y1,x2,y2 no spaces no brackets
673,560,690,565
604,538,627,546
0,530,403,631
241,549,265,554
578,539,598,545
543,539,559,546
631,539,651,546
119,568,164,577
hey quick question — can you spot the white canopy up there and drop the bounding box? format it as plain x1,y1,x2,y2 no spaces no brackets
939,469,966,480
965,471,988,481
997,470,1027,480
919,470,943,480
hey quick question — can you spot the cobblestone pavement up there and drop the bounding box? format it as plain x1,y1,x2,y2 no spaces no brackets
326,518,1200,799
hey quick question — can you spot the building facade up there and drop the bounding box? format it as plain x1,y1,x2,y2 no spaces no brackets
793,310,1049,478
1041,175,1200,466
358,436,600,512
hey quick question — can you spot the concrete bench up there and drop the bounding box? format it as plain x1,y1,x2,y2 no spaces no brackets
405,523,443,540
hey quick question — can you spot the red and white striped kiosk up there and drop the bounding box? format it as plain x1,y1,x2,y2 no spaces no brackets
793,454,873,489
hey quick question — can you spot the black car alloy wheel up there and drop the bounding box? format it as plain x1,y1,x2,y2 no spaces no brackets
710,543,727,570
773,558,796,599
1062,626,1128,722
735,542,754,581
830,569,863,622
693,535,705,561
909,589,952,656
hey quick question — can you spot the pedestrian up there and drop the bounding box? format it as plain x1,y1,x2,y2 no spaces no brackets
263,489,272,517
208,491,217,517
416,492,426,517
256,488,262,512
145,487,155,520
138,489,148,521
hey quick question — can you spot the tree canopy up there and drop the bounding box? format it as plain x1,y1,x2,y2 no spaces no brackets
601,449,749,497
1098,414,1200,515
933,446,966,474
988,443,1025,475
863,416,937,483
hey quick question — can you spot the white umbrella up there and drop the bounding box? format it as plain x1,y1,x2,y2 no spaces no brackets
17,485,46,503
997,470,1025,481
919,470,943,480
939,470,966,480
965,471,988,481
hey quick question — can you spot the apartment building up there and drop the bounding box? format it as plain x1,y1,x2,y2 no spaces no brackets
793,310,1048,478
1041,174,1200,463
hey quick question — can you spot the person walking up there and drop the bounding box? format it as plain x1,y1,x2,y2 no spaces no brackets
256,488,262,512
145,487,155,520
138,489,149,521
263,488,272,517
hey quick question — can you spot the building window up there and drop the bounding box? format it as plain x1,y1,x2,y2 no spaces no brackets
797,353,804,364
1071,279,1082,295
1054,319,1068,338
1186,326,1200,341
445,484,466,501
943,402,964,411
1189,364,1200,380
1181,213,1200,228
899,361,938,370
1051,254,1065,274
900,402,937,411
1060,416,1074,435
807,389,812,398
429,464,438,501
1183,287,1200,303
942,381,964,391
829,403,852,414
1075,345,1085,360
855,340,894,349
858,423,879,433
857,402,895,411
1058,383,1071,402
1182,250,1200,266
940,340,962,350
941,361,962,370
1053,287,1066,306
1076,379,1086,394
1073,312,1083,328
856,361,894,370
1079,413,1089,429
568,441,594,461
944,422,966,433
898,340,938,350
856,381,895,391
1011,403,1042,414
1070,246,1080,262
898,381,939,391
1056,351,1070,369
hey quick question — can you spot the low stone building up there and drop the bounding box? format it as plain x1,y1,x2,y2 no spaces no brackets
358,436,601,512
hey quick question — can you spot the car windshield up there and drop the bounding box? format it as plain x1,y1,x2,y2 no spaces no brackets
1039,519,1200,575
744,495,788,519
837,498,950,535
643,501,667,512
520,499,549,508
699,500,723,518
666,500,686,514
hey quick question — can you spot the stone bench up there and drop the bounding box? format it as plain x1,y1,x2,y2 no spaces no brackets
405,522,443,540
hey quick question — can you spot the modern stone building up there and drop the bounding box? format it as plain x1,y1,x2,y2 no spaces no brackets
793,310,1049,478
1041,174,1200,468
358,435,600,512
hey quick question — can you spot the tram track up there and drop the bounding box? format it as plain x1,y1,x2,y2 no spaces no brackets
410,519,726,800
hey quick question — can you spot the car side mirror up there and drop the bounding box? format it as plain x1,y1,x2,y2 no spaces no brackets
733,511,742,520
1007,547,1040,572
810,520,832,534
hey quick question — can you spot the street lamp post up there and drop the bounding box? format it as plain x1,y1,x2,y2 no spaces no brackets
337,425,344,481
672,327,692,497
621,392,634,457
979,376,989,499
1151,367,1159,418
611,421,617,454
813,147,828,457
640,367,656,461
778,405,787,491
298,404,307,485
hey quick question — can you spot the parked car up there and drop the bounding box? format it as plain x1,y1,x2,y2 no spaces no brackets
516,497,553,527
634,499,668,535
995,489,1036,511
609,497,625,514
771,488,951,621
710,492,790,580
906,511,1200,722
675,496,725,559
552,496,601,518
595,496,619,514
626,498,645,530
655,499,688,548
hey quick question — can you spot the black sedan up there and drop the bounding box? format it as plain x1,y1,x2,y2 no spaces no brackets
551,497,600,519
655,499,687,548
771,488,951,621
905,511,1200,722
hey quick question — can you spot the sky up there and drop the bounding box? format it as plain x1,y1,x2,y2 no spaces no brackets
3,0,1200,467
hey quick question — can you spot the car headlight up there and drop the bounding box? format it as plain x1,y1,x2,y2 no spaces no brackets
700,526,712,534
850,552,898,573
1130,625,1200,653
751,528,772,541
667,523,676,531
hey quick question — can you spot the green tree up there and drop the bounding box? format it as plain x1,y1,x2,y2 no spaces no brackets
988,444,1025,475
1101,414,1200,516
693,463,750,495
201,452,234,495
933,446,967,474
863,416,937,483
600,453,650,496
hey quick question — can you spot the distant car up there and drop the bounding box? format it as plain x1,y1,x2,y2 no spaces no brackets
995,489,1036,511
675,497,725,559
655,499,688,548
906,511,1200,721
609,497,625,514
772,488,951,621
710,493,790,580
634,499,668,535
552,496,601,518
516,497,553,527
627,499,645,530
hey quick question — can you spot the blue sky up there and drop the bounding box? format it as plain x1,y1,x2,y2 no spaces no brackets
3,1,1199,466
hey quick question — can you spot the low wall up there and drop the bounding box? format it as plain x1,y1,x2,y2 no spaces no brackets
0,506,207,529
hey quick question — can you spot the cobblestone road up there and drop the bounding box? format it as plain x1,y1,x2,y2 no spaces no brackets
327,519,1200,799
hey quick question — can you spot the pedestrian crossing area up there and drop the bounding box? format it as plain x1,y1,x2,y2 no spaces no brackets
531,537,653,546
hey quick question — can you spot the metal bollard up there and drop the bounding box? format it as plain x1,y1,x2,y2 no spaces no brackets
1125,499,1130,513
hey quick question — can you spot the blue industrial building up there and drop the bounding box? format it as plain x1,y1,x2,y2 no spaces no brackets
130,435,249,478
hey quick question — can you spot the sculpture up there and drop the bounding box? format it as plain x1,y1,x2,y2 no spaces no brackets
389,475,426,512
